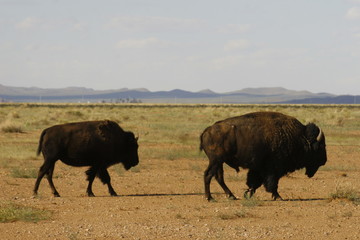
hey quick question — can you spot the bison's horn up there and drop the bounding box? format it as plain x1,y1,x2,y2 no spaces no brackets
316,127,323,142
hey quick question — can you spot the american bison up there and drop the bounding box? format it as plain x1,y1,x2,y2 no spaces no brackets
34,120,139,197
200,112,327,201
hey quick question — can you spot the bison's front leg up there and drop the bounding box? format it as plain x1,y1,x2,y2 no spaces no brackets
98,168,117,196
264,174,283,200
245,169,263,199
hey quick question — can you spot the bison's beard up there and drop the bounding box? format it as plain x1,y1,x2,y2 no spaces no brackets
123,162,133,171
305,167,318,178
122,159,139,171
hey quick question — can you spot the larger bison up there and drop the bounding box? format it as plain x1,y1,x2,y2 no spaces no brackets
200,112,327,201
34,120,139,197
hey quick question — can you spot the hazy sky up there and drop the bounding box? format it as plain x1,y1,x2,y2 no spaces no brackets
1,0,360,94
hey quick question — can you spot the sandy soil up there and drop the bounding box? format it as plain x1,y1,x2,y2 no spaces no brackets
1,145,360,240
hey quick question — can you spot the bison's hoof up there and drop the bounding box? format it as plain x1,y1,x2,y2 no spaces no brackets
31,193,39,199
243,189,255,199
110,192,118,197
272,193,283,201
228,195,237,200
206,197,216,202
53,192,60,197
87,192,95,197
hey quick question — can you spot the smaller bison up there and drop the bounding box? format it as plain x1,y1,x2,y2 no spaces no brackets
34,120,139,197
200,112,327,201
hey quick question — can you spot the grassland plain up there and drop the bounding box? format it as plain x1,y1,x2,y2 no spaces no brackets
0,103,359,239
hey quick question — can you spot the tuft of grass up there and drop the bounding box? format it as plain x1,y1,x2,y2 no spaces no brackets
217,210,248,220
330,186,360,205
175,213,186,220
241,197,263,207
10,168,38,178
0,202,52,223
66,110,84,118
11,112,20,119
1,124,23,133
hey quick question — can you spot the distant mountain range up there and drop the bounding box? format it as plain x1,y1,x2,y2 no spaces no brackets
0,84,358,104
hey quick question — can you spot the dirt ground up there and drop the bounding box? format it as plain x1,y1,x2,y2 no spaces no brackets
0,143,359,240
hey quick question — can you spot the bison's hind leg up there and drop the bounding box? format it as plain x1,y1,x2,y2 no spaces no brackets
85,167,97,197
46,162,60,197
215,164,237,200
204,161,236,201
204,162,219,201
34,159,60,197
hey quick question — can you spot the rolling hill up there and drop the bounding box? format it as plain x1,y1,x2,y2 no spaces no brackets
0,84,358,104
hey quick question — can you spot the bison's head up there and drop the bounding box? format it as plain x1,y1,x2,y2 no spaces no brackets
304,123,327,178
122,132,139,170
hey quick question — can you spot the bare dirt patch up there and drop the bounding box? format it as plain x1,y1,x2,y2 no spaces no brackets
1,145,360,239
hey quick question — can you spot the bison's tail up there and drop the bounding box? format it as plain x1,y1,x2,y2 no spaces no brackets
199,130,206,152
37,129,47,156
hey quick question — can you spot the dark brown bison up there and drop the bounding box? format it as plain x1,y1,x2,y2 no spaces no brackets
34,120,139,197
200,112,327,201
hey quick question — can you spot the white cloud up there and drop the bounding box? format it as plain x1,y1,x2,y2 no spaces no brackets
106,16,204,32
224,39,250,51
346,7,360,19
15,17,88,32
211,55,245,70
72,22,87,32
0,41,14,51
15,17,41,29
116,37,164,49
217,24,251,34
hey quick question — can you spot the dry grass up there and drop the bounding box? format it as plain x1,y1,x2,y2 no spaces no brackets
0,103,359,217
0,120,23,133
0,103,359,239
0,103,359,171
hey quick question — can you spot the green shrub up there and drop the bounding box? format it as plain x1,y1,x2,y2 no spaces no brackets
10,168,38,178
330,187,360,205
241,197,263,207
0,202,51,223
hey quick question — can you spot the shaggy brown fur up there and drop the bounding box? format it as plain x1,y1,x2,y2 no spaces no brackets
200,112,327,201
34,120,139,197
